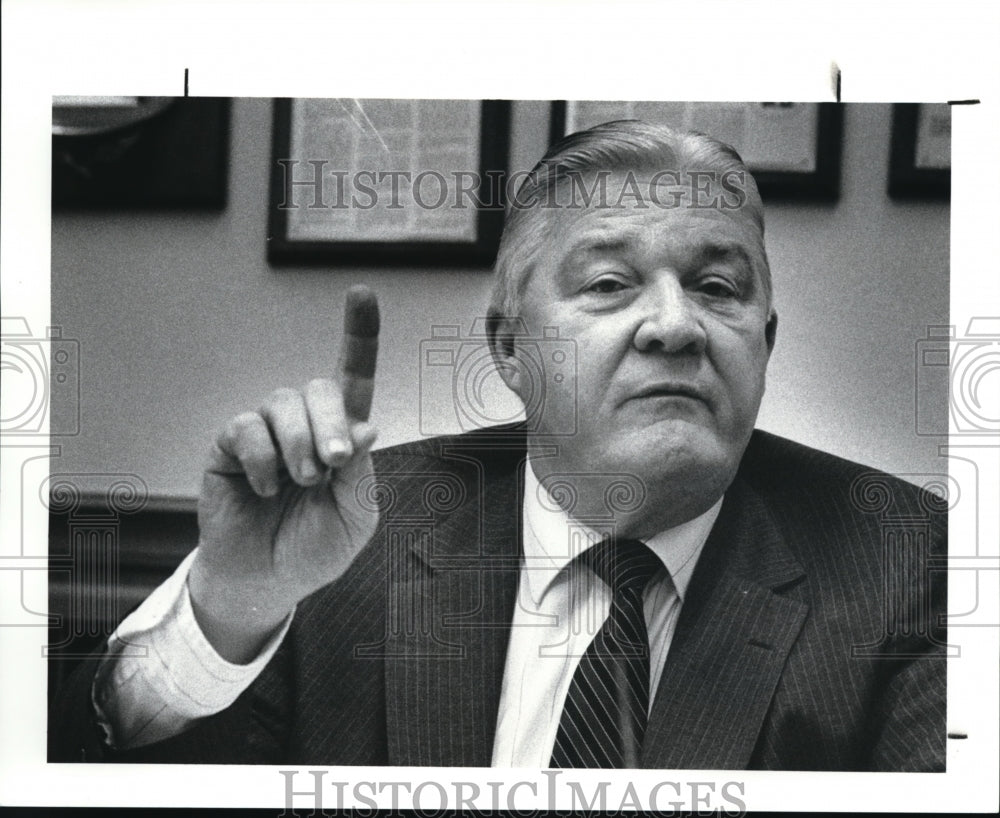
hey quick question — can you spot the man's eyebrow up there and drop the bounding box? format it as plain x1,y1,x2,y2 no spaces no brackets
557,235,757,272
554,235,633,277
694,242,754,269
563,236,632,257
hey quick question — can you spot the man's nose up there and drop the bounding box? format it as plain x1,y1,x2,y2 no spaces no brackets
632,276,707,355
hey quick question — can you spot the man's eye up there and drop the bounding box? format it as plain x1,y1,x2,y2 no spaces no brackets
586,278,627,294
698,279,739,298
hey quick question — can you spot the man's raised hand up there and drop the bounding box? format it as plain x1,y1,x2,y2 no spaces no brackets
188,286,381,663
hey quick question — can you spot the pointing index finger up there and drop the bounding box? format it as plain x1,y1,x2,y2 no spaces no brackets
339,285,380,421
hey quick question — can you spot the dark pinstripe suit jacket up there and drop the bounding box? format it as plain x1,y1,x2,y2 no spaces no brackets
54,427,947,770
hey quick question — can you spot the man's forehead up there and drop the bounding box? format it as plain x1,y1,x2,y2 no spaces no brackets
549,201,760,259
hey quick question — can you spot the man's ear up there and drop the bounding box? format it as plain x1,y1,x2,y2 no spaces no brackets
765,309,778,354
487,311,525,397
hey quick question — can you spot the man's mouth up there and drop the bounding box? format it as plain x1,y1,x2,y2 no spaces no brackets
629,382,707,403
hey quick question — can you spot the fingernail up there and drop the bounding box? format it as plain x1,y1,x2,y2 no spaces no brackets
301,460,318,481
327,440,349,462
255,478,277,498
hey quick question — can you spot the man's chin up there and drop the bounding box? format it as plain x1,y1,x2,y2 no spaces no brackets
598,425,739,497
621,419,725,461
530,424,740,533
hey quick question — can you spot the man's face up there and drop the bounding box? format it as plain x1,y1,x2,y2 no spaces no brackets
501,171,776,528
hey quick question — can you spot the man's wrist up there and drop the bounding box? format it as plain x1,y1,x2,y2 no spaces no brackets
187,589,290,665
185,553,294,665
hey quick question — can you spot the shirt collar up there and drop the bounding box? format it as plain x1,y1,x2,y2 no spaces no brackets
521,454,723,606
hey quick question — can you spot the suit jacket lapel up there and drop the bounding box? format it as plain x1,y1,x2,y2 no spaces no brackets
383,438,526,766
642,475,809,769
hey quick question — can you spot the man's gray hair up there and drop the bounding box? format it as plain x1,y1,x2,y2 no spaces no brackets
488,119,771,322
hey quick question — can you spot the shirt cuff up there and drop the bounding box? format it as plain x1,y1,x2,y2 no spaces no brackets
93,547,294,749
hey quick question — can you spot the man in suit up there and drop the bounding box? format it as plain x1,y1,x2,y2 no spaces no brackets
53,120,946,770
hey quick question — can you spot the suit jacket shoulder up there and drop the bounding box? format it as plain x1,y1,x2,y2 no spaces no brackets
681,429,948,771
740,428,948,534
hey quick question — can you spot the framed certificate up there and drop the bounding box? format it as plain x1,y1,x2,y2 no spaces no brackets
550,100,843,201
268,98,511,266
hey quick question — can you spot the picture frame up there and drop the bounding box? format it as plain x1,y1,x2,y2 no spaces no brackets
888,102,951,199
268,98,511,266
51,97,230,209
549,100,843,201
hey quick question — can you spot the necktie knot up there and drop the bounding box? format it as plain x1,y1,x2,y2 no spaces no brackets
583,538,661,596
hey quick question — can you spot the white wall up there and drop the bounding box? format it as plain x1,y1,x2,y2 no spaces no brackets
758,103,948,478
51,100,948,498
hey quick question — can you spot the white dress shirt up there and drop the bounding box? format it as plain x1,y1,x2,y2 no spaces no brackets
94,458,721,761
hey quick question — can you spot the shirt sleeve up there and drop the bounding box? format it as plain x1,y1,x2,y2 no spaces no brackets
91,547,294,750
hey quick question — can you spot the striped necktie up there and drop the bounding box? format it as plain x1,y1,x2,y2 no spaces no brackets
550,538,661,768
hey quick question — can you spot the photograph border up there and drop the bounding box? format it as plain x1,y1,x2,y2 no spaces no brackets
2,0,998,811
